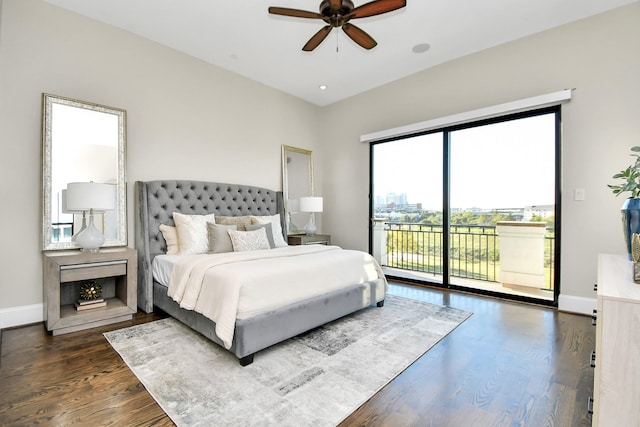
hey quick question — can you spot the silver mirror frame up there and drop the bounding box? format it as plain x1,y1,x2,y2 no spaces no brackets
41,93,127,250
281,145,313,236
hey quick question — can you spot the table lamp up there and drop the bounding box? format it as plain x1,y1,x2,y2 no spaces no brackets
65,182,116,252
299,196,323,236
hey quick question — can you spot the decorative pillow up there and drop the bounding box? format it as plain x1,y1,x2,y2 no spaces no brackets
172,212,216,255
228,228,271,252
215,215,254,231
207,222,237,254
245,223,275,249
159,224,179,255
251,214,288,247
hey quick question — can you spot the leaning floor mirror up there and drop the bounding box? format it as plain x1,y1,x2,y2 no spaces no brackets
41,94,127,250
282,145,313,236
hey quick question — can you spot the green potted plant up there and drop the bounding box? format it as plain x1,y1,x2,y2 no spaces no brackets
608,146,640,260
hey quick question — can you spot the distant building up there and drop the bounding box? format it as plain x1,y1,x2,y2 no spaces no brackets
386,192,408,206
375,192,419,212
524,204,554,220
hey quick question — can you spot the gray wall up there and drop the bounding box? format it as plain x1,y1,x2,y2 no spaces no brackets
1,0,639,325
318,2,640,309
0,0,322,324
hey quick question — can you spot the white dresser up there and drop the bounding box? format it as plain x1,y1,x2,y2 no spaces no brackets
593,254,640,426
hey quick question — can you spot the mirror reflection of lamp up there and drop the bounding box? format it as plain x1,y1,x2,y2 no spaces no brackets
65,182,116,252
299,196,323,236
287,198,299,234
61,189,86,242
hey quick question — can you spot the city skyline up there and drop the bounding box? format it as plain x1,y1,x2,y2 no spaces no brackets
375,190,554,212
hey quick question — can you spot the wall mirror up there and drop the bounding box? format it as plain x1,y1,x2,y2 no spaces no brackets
282,145,313,235
41,93,127,250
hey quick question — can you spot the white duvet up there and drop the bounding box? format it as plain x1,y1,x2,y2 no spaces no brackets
165,245,386,349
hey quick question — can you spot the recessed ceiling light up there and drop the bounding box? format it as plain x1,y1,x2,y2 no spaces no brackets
319,84,328,90
412,43,431,54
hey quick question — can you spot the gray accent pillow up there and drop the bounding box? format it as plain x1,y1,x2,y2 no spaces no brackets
245,223,275,249
207,223,237,253
251,214,288,247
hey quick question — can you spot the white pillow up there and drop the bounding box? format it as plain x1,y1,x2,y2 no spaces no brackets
251,214,288,247
159,224,179,255
245,223,275,248
173,212,216,255
207,222,237,253
228,228,271,252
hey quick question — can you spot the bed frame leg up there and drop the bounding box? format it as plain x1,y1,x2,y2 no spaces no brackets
239,354,254,366
377,300,385,307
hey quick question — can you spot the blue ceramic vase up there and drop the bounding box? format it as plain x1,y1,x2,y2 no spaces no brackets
621,198,640,260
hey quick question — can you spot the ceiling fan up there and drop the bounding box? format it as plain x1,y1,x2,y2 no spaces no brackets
268,0,407,52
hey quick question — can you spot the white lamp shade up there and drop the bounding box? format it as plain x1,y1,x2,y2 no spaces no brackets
66,182,116,212
60,189,87,214
61,189,73,214
299,196,323,213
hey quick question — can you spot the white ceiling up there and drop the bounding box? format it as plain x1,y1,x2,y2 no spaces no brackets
44,0,637,106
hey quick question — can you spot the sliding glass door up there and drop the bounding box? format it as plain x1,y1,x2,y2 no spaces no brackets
370,107,560,305
372,133,443,282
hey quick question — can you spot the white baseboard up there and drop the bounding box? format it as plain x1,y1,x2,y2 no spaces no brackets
0,304,44,329
558,294,596,315
0,295,596,327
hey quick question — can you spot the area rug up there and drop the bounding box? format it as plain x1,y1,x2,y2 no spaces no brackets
104,295,471,426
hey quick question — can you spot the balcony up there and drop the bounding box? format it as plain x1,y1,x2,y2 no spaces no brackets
373,220,555,301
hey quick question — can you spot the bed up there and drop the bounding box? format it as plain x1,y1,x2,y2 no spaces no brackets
135,180,387,365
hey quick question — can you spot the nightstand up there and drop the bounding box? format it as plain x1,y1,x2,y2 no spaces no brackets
287,234,331,245
43,247,137,335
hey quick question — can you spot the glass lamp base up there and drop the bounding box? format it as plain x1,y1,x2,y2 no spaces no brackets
76,215,105,252
304,213,317,236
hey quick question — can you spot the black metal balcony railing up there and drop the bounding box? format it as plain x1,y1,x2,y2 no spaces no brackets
384,222,555,290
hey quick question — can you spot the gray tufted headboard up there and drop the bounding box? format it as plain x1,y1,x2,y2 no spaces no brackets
135,180,285,312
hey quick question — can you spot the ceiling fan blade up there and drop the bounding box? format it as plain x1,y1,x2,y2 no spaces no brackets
342,23,377,50
302,26,333,51
348,0,406,19
268,7,324,19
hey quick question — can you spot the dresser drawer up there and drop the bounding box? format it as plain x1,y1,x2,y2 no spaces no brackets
60,261,127,283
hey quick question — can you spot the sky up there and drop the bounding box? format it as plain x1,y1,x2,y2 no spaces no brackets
373,113,556,210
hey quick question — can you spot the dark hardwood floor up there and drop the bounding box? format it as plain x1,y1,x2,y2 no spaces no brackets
0,282,594,427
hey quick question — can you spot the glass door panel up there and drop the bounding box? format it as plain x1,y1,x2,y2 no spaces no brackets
372,133,443,282
449,113,556,300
